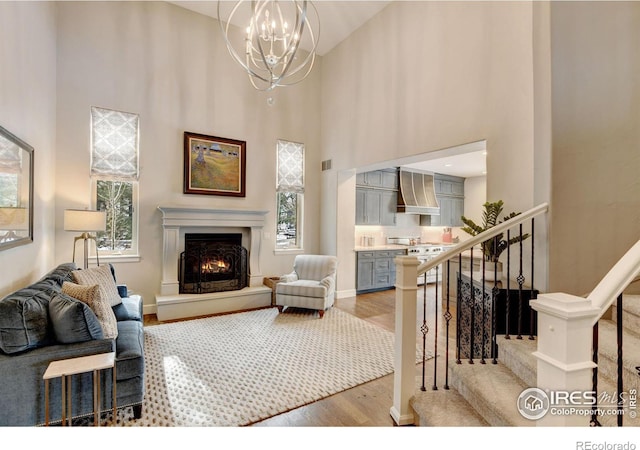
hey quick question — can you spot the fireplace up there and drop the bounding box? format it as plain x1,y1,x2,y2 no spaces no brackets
156,206,271,321
179,233,248,294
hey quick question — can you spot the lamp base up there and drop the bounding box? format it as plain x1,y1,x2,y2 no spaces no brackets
72,233,100,269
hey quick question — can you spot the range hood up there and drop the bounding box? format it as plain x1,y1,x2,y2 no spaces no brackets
397,168,440,215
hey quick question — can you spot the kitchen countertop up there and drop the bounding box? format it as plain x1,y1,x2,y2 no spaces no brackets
354,245,408,252
354,242,460,252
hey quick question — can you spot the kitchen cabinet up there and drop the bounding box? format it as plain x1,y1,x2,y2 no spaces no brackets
421,173,465,227
356,169,398,189
356,249,406,293
355,169,398,225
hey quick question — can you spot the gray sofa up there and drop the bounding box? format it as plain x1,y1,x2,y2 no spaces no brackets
0,263,145,426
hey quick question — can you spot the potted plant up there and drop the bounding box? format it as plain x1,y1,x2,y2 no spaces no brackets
460,200,530,279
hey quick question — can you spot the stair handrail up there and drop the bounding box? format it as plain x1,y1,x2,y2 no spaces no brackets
416,202,549,276
585,238,640,325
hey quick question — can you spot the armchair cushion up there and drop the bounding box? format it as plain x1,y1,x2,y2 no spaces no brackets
276,280,329,298
279,272,299,283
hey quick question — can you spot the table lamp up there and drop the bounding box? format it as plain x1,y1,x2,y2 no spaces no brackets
0,207,28,243
64,209,106,269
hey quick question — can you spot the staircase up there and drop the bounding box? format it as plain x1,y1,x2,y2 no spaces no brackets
410,294,640,427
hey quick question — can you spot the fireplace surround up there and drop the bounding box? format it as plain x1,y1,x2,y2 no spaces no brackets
155,206,271,321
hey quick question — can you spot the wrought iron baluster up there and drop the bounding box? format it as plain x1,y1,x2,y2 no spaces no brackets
529,218,536,340
517,224,524,340
469,247,475,364
444,259,452,389
420,272,428,392
492,236,499,364
433,266,439,390
505,230,511,340
617,294,623,427
590,323,601,426
481,254,486,364
456,254,462,365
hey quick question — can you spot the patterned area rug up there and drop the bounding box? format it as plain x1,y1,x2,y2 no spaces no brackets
115,307,427,427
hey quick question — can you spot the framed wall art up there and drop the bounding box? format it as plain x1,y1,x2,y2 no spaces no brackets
183,132,246,197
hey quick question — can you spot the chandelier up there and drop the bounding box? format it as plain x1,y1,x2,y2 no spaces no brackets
217,1,320,91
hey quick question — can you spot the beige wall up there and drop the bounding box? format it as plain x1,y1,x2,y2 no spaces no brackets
0,2,58,296
321,1,538,293
54,1,322,311
548,1,640,294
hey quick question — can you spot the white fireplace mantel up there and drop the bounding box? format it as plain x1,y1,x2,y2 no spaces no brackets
157,205,269,296
155,205,272,321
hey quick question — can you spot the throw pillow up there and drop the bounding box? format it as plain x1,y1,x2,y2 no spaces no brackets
62,282,118,339
72,264,122,307
48,292,104,344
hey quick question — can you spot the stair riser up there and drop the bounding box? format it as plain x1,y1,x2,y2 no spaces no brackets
595,356,640,394
611,310,640,338
450,371,513,426
498,342,536,387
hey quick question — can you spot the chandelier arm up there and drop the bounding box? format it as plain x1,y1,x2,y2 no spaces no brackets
218,0,319,91
218,1,275,84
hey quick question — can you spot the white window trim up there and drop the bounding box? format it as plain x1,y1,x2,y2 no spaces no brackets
90,179,140,258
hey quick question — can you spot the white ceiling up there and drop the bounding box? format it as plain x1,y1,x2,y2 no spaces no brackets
402,151,487,178
168,1,392,56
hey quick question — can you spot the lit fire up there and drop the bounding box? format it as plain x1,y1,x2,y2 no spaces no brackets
201,259,229,274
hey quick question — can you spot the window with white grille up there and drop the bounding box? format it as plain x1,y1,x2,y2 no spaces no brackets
90,106,139,256
276,140,304,250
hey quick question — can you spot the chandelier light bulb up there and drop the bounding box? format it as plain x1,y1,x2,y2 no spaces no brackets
218,0,320,91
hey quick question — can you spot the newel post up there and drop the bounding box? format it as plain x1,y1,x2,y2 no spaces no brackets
390,256,420,426
530,293,600,426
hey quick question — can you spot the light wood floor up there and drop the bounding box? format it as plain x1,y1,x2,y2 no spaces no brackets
143,285,453,427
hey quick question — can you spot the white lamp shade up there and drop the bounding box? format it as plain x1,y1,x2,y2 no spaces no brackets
0,207,28,231
64,209,106,232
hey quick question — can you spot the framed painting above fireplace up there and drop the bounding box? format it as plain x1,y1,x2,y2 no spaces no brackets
183,132,246,197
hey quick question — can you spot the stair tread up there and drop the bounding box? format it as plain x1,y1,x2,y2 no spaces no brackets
410,388,490,426
450,360,534,426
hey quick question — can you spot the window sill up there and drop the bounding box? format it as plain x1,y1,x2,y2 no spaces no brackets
274,248,305,256
89,254,141,264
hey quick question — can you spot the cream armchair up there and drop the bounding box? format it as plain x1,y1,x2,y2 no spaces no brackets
275,255,338,318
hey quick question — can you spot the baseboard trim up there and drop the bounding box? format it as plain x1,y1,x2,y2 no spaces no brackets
336,289,357,299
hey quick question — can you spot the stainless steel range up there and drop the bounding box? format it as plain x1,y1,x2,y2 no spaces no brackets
387,237,443,284
407,245,444,284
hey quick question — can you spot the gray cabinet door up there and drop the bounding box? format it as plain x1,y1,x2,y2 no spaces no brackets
355,188,367,224
356,255,375,291
380,190,397,225
356,250,405,292
355,188,382,225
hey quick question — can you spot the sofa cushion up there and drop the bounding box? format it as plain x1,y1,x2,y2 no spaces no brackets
39,263,78,287
115,320,144,381
48,292,104,344
72,264,122,307
62,282,118,340
112,295,142,322
0,288,54,354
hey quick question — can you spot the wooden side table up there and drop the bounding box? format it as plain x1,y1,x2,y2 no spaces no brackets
263,276,281,306
43,352,116,426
